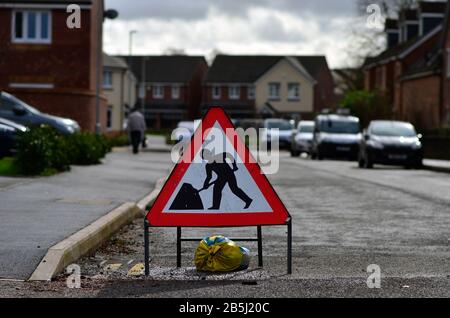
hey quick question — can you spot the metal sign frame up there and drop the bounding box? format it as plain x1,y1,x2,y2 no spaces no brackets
144,107,293,275
144,219,292,275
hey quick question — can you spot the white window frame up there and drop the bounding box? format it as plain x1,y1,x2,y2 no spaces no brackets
228,85,240,100
106,106,113,131
12,10,52,44
171,85,180,99
153,84,164,99
247,85,255,100
268,83,280,100
212,85,221,100
103,71,113,89
288,83,300,101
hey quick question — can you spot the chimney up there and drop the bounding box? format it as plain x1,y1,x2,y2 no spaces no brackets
385,19,399,49
418,1,446,35
399,9,419,42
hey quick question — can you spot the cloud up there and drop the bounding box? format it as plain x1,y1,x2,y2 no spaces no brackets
103,0,364,68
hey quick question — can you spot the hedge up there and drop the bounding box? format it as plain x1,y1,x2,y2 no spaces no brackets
15,126,111,176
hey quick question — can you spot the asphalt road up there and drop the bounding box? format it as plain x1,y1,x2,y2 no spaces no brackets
1,151,449,297
0,149,171,280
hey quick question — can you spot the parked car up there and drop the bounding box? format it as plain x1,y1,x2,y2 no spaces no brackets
262,119,295,150
311,114,361,160
0,117,27,158
0,92,80,134
358,120,423,169
290,121,315,157
172,120,201,144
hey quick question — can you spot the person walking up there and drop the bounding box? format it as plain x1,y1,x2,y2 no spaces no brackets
127,106,147,154
201,149,253,210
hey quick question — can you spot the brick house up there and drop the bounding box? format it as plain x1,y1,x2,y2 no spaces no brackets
0,0,108,132
203,55,335,120
364,1,449,129
121,55,208,129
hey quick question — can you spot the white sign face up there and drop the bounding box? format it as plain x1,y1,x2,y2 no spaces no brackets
163,122,273,214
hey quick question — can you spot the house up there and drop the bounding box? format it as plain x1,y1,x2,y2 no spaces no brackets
103,53,137,133
364,0,449,129
119,55,208,129
203,55,335,120
0,0,109,132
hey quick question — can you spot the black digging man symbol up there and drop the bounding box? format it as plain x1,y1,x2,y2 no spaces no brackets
169,149,253,211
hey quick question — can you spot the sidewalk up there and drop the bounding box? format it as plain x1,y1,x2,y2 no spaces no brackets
142,135,173,153
0,150,171,280
423,159,450,173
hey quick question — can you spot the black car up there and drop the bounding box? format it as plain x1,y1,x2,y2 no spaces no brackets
311,114,361,160
0,92,80,134
359,120,423,169
0,117,27,158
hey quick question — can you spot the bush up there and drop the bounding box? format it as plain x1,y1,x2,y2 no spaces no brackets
107,133,130,148
339,90,392,128
65,132,110,165
15,126,70,175
15,127,111,175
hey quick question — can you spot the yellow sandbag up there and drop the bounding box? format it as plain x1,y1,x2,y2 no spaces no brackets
194,236,249,272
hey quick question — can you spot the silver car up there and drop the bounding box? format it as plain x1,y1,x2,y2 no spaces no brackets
290,121,315,157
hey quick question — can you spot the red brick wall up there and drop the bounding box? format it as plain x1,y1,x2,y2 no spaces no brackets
187,61,208,119
0,9,93,90
401,75,440,129
0,3,105,132
312,63,336,113
6,89,108,132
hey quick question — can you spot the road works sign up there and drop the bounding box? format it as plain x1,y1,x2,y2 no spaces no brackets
146,107,290,227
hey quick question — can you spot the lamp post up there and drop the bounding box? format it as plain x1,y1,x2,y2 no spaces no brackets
128,30,137,111
95,7,118,134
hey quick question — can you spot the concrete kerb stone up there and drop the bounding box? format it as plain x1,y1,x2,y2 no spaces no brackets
28,176,168,281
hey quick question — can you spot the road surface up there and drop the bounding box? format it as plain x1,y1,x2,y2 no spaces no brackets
1,151,449,297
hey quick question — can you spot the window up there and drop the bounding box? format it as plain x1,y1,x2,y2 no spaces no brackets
103,71,113,89
288,83,300,101
268,83,280,100
447,51,450,78
12,11,51,44
247,85,255,100
153,84,164,99
212,85,221,100
106,106,113,130
172,85,180,99
229,85,240,100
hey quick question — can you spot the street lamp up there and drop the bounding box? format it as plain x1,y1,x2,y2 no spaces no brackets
95,7,118,134
128,30,137,112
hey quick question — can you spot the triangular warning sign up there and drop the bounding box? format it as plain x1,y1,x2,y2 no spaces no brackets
146,107,290,227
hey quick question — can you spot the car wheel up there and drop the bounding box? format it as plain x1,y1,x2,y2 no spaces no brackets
358,152,365,168
290,149,300,157
317,152,324,160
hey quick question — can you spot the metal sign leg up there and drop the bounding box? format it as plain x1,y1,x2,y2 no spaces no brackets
287,219,292,275
257,226,263,267
176,227,182,268
144,219,149,276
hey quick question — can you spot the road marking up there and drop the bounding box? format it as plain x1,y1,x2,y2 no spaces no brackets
128,263,145,276
104,263,122,271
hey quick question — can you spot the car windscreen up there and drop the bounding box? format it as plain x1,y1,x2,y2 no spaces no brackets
3,93,40,114
267,121,293,131
298,125,314,133
371,122,416,137
319,120,360,134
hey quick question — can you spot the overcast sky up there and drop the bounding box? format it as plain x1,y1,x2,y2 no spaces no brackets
103,0,368,68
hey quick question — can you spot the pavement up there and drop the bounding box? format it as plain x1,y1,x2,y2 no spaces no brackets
0,147,171,280
423,159,450,173
1,151,448,297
